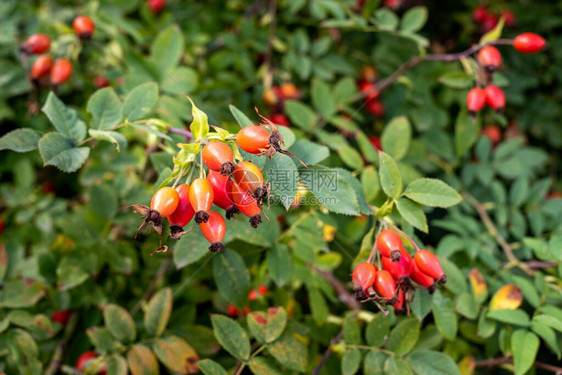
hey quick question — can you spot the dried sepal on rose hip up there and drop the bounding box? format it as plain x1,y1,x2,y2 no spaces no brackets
236,110,307,167
189,178,214,224
352,262,377,301
200,211,226,253
20,34,51,55
202,141,235,176
121,186,179,249
376,229,403,261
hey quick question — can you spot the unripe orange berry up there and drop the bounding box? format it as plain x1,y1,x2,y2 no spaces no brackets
150,187,179,218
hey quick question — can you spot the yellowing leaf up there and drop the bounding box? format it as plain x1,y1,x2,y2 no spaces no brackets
187,97,209,140
458,355,475,375
468,268,487,304
479,17,505,45
322,225,336,242
489,284,522,311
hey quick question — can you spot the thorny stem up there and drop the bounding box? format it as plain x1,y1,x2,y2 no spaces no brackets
475,356,562,374
463,192,534,275
355,39,514,101
130,258,172,316
45,313,79,375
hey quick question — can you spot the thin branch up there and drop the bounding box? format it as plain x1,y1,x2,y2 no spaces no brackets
475,356,562,374
168,127,193,140
130,258,172,316
45,313,79,375
524,260,558,269
312,331,343,375
315,268,360,311
355,39,514,100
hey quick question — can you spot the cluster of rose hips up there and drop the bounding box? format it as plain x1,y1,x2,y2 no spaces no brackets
20,16,96,89
466,33,546,117
262,82,301,127
352,229,445,315
125,119,304,253
359,66,385,118
226,285,269,317
472,5,516,33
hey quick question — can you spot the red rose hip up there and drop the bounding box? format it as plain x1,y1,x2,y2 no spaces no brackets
73,16,95,40
513,33,546,54
414,250,446,285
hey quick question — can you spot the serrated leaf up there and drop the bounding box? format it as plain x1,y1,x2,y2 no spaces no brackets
374,8,399,30
38,132,89,173
342,348,362,375
403,178,462,208
432,291,458,340
247,307,287,344
382,116,411,161
400,6,428,32
88,129,127,152
396,198,427,232
144,287,173,337
198,359,228,375
87,327,118,353
267,244,292,287
365,313,390,347
229,104,254,128
378,151,402,199
267,334,308,372
213,249,251,308
211,314,251,360
455,108,480,156
0,128,42,152
122,82,159,121
187,97,209,140
338,146,363,170
104,304,137,343
438,71,473,89
150,24,185,69
173,229,209,269
265,153,298,209
153,335,199,374
311,79,335,118
87,87,122,130
387,318,420,356
407,350,461,375
511,330,539,375
0,279,45,308
42,92,87,141
288,139,329,165
285,100,316,130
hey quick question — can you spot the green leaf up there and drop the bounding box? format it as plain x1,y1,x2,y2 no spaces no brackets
407,350,461,375
455,108,480,156
440,259,466,294
265,153,298,209
122,82,159,121
411,289,433,320
374,8,399,30
487,309,530,327
38,132,89,173
89,184,118,220
106,354,128,375
309,286,330,324
288,139,330,165
338,146,364,170
285,100,317,130
187,97,209,140
0,279,45,308
357,131,378,164
396,198,428,232
153,335,199,374
403,178,462,208
365,313,390,347
247,307,287,344
0,245,7,282
249,357,283,375
378,151,402,199
0,128,42,152
87,327,118,353
213,249,251,308
229,104,254,128
530,322,561,358
88,129,127,152
6,328,43,375
478,308,497,338
299,165,360,215
455,292,478,319
87,87,123,130
361,166,380,202
56,255,90,291
198,359,228,375
432,292,457,341
438,71,473,89
342,348,362,375
364,351,387,375
311,79,336,118
343,316,362,345
174,230,209,269
267,244,293,287
144,287,173,337
161,67,199,95
381,116,411,161
211,314,251,360
150,24,185,69
512,276,540,308
42,92,87,141
400,6,428,32
533,314,562,333
103,304,137,343
267,334,308,372
387,318,421,356
511,330,539,375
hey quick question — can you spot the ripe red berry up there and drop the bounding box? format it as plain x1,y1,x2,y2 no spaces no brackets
414,250,447,285
230,182,262,228
376,229,403,261
51,309,72,325
280,82,300,100
472,5,488,23
352,262,378,294
150,187,179,218
227,304,240,317
31,54,53,80
249,286,268,301
0,218,4,236
232,161,266,199
382,247,412,280
374,270,397,300
501,10,517,27
393,289,405,314
168,184,195,237
477,46,502,72
189,178,214,223
76,351,106,374
482,13,498,32
236,126,271,154
21,34,51,54
366,99,385,117
481,125,502,145
513,33,546,54
93,76,109,88
207,170,239,218
257,285,268,296
148,0,166,14
269,113,290,127
410,262,435,291
50,59,73,86
73,16,95,40
202,141,234,175
466,87,486,114
359,81,379,100
200,211,226,252
484,85,506,112
369,135,382,151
